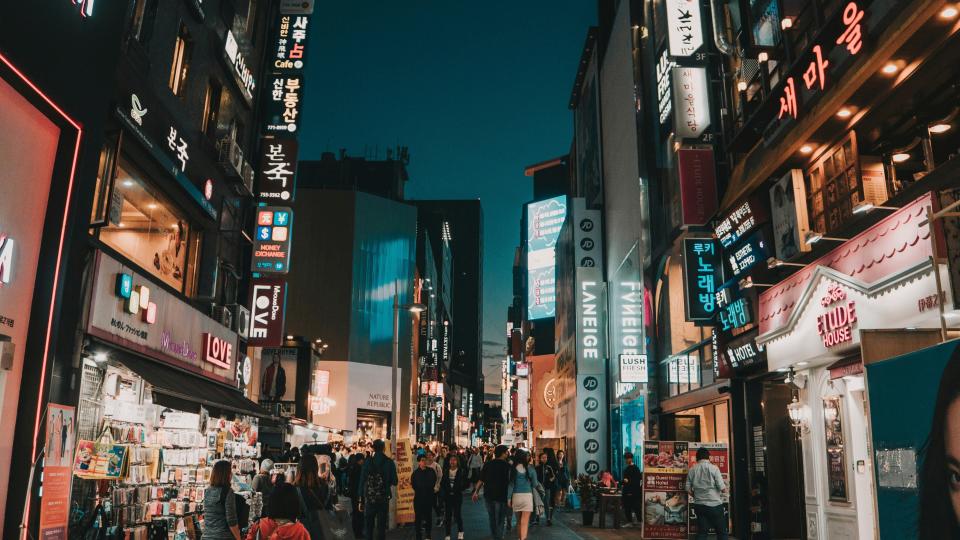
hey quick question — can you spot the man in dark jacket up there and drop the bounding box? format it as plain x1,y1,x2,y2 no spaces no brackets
412,455,439,540
621,452,643,526
359,439,399,540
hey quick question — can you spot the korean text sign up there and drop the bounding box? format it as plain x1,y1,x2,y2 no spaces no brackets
683,238,723,323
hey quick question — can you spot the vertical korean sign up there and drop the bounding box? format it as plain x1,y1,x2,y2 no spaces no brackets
682,238,722,323
677,148,718,226
671,67,711,140
642,441,689,539
40,404,76,539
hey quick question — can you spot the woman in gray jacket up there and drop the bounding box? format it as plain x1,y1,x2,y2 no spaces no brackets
203,460,242,540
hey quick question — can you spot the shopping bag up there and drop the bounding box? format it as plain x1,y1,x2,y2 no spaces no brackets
317,508,357,540
567,492,581,510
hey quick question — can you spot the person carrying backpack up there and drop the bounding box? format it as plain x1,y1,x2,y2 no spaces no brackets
359,439,398,540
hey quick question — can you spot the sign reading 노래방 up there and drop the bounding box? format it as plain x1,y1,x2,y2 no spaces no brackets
86,252,238,384
682,238,723,323
642,441,689,539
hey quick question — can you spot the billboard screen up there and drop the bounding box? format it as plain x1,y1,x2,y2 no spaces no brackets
526,196,567,320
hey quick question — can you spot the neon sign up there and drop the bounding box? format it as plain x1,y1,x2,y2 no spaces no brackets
115,273,157,324
69,0,95,17
0,234,13,285
777,1,865,121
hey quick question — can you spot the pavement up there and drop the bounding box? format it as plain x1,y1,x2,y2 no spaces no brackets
379,494,642,540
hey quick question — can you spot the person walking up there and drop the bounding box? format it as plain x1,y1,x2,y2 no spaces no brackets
472,444,511,540
251,458,276,502
412,455,439,540
621,452,643,527
555,450,570,508
687,446,729,540
244,484,311,540
426,450,444,526
534,452,557,526
347,453,366,538
507,451,541,540
203,460,242,540
467,448,483,489
440,454,468,540
359,439,398,540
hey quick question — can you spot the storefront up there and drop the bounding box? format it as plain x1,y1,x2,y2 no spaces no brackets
309,360,400,445
756,193,955,538
69,250,270,536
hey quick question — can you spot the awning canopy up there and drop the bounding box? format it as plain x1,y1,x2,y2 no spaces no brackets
111,349,272,420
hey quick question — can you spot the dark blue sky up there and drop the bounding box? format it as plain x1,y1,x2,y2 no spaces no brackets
300,1,596,383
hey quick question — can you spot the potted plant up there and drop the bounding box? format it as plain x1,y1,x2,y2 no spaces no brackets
575,474,598,526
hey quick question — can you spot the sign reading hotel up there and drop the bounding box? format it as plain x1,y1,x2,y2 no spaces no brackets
817,283,857,347
252,207,293,273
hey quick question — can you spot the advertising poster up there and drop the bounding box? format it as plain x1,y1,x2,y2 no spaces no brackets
687,442,731,535
866,339,960,538
769,169,810,261
394,440,415,524
40,404,75,539
526,195,567,320
642,441,689,539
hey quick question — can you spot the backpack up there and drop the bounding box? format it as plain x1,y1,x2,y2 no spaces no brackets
364,458,389,504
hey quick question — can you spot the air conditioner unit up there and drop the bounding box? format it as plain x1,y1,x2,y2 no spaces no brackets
218,138,244,177
212,304,233,330
240,161,255,195
230,304,251,339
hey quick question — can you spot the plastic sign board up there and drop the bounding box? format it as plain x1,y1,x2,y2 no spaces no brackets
714,198,763,248
726,230,767,278
257,138,298,202
248,278,287,347
665,0,704,57
202,333,234,370
271,14,311,72
671,67,711,139
619,354,649,383
224,31,257,104
526,196,567,319
677,148,718,226
263,74,304,136
252,207,293,273
0,234,13,285
576,267,607,374
682,238,723,323
717,297,752,332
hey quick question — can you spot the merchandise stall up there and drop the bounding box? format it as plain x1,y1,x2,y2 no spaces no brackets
756,193,956,539
70,252,271,538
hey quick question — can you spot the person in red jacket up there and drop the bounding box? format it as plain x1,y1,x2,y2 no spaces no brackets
245,484,311,540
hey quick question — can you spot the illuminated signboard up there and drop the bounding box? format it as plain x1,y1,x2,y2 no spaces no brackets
671,66,711,139
0,234,13,285
716,328,767,375
257,138,298,202
717,297,752,332
224,31,257,105
817,283,858,348
656,49,674,125
263,74,304,136
714,199,762,248
665,0,704,57
683,238,723,323
619,354,649,383
248,277,287,347
678,147,718,226
726,230,767,278
252,207,293,273
271,14,311,72
68,0,94,17
526,196,567,320
775,1,865,124
576,267,607,375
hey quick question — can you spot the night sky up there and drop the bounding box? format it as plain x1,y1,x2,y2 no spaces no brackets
300,1,597,393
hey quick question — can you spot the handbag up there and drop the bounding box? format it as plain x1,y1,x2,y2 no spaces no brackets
567,491,581,510
527,469,545,517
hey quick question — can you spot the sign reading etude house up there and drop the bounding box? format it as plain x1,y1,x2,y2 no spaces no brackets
683,238,723,323
87,252,238,384
252,207,293,274
257,138,298,202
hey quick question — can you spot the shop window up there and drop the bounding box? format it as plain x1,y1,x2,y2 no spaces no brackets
168,23,193,97
97,156,199,293
805,132,861,234
90,133,121,227
201,78,223,140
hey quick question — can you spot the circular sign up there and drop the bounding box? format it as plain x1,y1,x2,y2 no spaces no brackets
581,257,596,267
579,218,594,232
543,378,559,409
580,238,595,250
584,397,599,412
584,418,600,432
204,179,214,200
584,460,600,475
582,376,599,391
584,439,600,453
241,356,252,385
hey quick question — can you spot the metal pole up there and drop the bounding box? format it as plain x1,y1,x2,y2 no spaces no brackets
392,287,400,443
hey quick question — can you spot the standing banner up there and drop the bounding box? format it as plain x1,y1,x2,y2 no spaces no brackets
40,404,76,539
642,441,689,539
395,440,415,524
687,442,730,535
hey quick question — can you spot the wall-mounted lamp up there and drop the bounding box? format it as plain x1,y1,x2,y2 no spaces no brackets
804,231,849,245
767,257,805,269
853,202,898,215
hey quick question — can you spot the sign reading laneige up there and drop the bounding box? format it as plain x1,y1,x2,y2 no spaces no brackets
87,252,238,384
576,267,607,375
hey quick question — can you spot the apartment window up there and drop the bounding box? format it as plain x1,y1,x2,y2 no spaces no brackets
98,156,200,293
129,0,158,43
201,79,223,140
169,23,193,97
805,132,861,234
90,133,121,227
